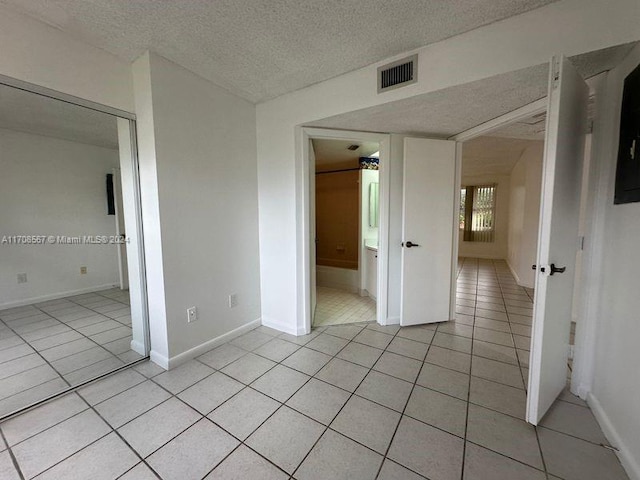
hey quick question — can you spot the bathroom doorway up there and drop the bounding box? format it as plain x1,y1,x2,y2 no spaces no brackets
312,138,379,326
300,128,390,333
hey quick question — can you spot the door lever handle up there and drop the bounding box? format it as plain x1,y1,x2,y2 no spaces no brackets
549,263,566,275
404,241,420,248
532,264,566,275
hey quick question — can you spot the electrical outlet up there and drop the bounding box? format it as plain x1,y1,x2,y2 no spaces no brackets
17,273,27,284
80,266,87,274
228,294,238,308
187,306,197,323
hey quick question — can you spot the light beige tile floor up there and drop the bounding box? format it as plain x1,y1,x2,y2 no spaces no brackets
313,286,376,327
0,288,143,418
0,259,629,479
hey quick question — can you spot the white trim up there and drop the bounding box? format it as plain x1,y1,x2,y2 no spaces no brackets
297,127,391,334
588,393,640,480
386,316,400,325
158,318,262,370
450,98,547,142
0,284,119,310
505,258,523,288
450,143,462,318
130,339,146,356
262,315,299,336
0,72,136,120
149,350,169,370
570,73,612,400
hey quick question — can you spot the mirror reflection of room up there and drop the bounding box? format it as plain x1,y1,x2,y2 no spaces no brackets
312,139,379,326
0,83,147,418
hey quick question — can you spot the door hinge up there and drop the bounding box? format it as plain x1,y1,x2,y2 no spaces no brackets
579,236,585,251
552,58,561,90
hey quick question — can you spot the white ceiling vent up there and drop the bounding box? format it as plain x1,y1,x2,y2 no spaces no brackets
378,54,418,93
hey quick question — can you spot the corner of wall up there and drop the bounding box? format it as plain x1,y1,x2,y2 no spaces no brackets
588,392,640,480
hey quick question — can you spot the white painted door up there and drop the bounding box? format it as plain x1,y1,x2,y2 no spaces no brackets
527,56,588,424
400,138,457,326
309,140,317,324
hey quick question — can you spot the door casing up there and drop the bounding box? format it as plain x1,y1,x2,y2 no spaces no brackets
297,127,391,335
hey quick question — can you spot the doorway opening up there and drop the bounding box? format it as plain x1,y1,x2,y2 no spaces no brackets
299,128,390,335
454,58,596,423
456,133,547,395
312,139,380,327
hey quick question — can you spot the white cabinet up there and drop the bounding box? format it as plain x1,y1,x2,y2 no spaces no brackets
366,247,378,300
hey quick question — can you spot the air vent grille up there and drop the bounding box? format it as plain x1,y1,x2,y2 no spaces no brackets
378,55,418,93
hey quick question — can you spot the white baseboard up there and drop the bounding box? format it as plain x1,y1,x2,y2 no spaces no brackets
587,392,640,480
262,315,299,336
506,259,523,285
385,316,400,326
130,339,146,356
0,283,119,310
163,318,262,370
506,259,534,289
149,350,169,370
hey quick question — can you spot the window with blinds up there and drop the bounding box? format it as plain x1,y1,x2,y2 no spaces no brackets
460,185,496,242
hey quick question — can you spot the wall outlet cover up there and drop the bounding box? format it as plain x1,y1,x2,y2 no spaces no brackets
229,294,238,308
187,306,197,322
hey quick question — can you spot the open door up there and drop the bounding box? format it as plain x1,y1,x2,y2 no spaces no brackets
527,56,588,424
400,138,457,326
309,140,317,324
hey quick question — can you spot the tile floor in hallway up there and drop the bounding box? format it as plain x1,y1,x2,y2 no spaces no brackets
0,259,629,479
313,286,376,327
0,288,143,418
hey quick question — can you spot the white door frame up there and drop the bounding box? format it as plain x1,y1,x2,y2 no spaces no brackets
297,127,391,334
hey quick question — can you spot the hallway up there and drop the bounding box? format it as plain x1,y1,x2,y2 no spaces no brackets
0,259,627,479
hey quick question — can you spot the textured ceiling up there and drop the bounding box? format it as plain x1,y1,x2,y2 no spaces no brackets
462,136,541,176
0,0,558,103
308,43,637,137
486,112,547,140
0,84,118,148
313,139,379,171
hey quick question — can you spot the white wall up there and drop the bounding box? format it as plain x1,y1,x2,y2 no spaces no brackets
0,5,133,112
361,169,380,247
579,44,640,479
133,52,261,366
360,168,379,292
458,174,510,260
0,128,120,307
257,0,640,335
507,142,544,287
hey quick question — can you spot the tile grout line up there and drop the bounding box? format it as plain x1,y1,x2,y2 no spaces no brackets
0,315,73,407
198,326,387,479
0,427,26,480
289,323,408,479
492,258,551,479
4,265,594,480
460,256,478,480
